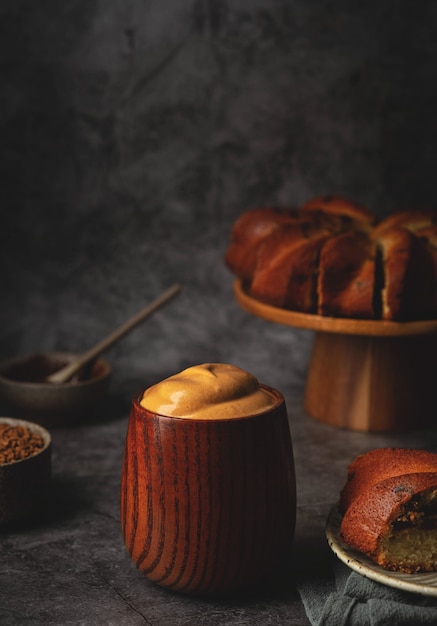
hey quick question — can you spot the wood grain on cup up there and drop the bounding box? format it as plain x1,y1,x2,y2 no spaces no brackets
121,388,296,595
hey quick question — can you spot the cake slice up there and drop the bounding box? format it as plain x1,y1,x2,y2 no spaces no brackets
339,472,437,573
376,227,435,320
224,208,299,282
250,224,330,311
317,230,377,319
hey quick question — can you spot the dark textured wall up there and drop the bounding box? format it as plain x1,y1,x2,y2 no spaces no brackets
2,1,437,399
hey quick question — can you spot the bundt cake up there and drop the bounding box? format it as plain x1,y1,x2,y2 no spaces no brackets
225,195,437,321
338,448,437,573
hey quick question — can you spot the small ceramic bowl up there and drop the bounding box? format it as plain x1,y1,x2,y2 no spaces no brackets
0,352,111,427
0,417,51,526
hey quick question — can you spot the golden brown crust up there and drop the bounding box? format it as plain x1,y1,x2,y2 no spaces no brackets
301,194,375,226
339,472,437,569
373,209,437,236
339,448,437,514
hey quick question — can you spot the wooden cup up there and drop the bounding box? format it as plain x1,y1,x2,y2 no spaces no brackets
120,386,296,596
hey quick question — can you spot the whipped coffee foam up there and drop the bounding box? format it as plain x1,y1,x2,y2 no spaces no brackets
140,363,277,419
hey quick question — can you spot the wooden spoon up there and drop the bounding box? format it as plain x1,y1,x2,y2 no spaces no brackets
46,284,181,384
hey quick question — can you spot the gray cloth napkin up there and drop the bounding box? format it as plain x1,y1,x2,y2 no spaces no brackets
297,559,437,626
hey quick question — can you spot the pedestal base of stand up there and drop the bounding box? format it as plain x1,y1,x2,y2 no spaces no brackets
233,280,437,433
304,332,437,432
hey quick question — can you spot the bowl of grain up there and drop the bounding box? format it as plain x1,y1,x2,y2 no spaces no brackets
0,417,51,527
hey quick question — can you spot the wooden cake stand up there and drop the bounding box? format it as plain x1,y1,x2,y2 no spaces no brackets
234,279,437,432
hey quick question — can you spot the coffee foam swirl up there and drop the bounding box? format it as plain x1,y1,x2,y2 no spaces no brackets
140,363,277,419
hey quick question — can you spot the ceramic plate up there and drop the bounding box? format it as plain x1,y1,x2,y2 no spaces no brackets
326,505,437,597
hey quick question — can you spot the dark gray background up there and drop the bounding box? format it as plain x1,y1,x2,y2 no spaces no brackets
2,1,437,400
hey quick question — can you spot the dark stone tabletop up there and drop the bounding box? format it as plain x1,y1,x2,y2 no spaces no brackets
2,318,436,625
